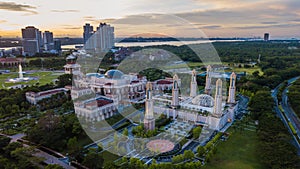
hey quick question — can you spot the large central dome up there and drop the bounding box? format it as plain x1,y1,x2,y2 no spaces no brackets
104,69,124,79
192,94,214,107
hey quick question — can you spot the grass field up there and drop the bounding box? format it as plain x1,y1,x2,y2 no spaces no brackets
164,62,221,70
164,62,263,76
0,71,63,89
204,125,265,169
229,66,263,76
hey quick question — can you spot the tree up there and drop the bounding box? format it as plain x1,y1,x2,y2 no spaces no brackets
0,135,11,149
45,164,64,169
11,147,43,169
4,142,22,157
192,126,202,139
183,150,194,160
27,111,66,151
197,146,206,157
252,70,260,77
103,161,117,169
123,128,128,136
82,149,104,169
57,74,72,87
67,137,82,160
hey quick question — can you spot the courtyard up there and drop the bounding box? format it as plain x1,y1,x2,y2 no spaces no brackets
164,120,194,137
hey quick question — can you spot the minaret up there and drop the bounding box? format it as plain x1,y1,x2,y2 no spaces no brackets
144,82,155,131
171,74,180,108
19,64,23,79
205,65,212,94
227,72,236,104
213,79,223,116
190,69,197,97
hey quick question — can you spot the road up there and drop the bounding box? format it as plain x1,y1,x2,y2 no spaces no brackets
271,76,300,153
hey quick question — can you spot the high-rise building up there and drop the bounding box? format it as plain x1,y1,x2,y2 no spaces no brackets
190,69,197,97
43,31,54,51
144,82,155,131
227,72,236,104
84,23,115,52
54,39,62,52
83,23,94,44
21,26,42,56
213,79,223,116
264,33,269,41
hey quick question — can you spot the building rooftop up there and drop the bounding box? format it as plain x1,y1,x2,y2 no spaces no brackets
156,80,173,85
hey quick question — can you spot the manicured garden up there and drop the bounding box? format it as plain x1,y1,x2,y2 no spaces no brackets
0,71,63,89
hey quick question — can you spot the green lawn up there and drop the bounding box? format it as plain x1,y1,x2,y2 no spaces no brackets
162,62,263,76
230,66,263,76
0,71,63,89
164,62,225,70
204,126,265,169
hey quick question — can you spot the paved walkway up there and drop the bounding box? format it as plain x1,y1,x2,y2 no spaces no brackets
34,151,74,169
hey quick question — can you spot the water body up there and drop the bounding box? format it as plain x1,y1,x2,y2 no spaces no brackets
0,46,22,50
61,40,244,49
1,40,244,51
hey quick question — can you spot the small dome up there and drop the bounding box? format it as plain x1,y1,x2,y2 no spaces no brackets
105,69,124,79
86,73,104,78
192,94,214,107
66,55,76,60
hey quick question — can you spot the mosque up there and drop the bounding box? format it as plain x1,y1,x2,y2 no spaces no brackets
73,61,238,131
144,66,238,131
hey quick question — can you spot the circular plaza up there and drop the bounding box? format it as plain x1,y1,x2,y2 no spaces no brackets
146,139,175,153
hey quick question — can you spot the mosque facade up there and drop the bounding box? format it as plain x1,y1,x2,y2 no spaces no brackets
145,66,238,131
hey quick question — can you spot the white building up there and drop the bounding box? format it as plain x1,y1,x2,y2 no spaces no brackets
43,31,54,51
71,87,93,99
84,23,115,52
151,68,238,131
227,72,237,104
64,55,81,75
26,88,69,105
74,69,147,105
74,96,117,122
144,82,155,131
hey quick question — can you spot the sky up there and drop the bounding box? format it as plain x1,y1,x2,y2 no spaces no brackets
0,0,300,38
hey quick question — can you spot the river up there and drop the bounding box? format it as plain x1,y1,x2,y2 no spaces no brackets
0,40,244,51
61,40,244,49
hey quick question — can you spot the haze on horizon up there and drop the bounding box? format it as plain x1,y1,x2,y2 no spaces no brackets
0,0,300,39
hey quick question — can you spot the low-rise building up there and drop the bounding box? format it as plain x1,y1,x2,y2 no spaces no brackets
0,58,25,67
71,87,93,99
74,96,117,121
25,88,69,105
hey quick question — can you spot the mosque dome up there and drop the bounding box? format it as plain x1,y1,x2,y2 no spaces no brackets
86,73,104,78
66,55,76,60
192,94,214,107
104,69,124,79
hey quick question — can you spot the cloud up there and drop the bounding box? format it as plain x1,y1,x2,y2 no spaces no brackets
234,23,300,29
260,21,278,24
107,0,300,38
59,24,81,30
175,1,300,27
0,20,7,24
51,9,79,13
83,16,116,25
0,2,37,14
201,25,222,29
65,27,81,30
